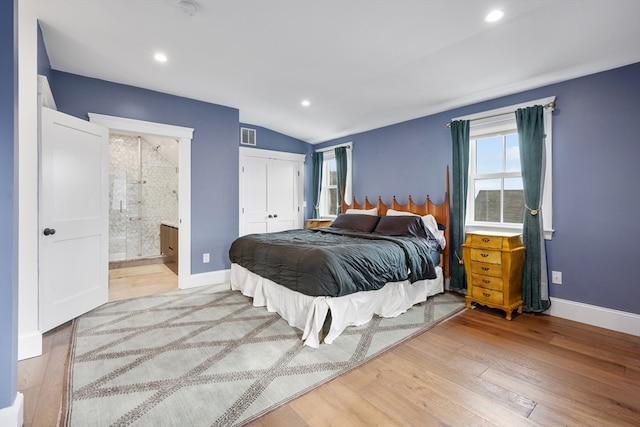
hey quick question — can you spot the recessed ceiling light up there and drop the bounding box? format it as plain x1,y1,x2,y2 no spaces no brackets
301,99,311,107
154,52,168,63
485,9,505,23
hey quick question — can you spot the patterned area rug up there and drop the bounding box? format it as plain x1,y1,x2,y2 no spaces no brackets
61,283,465,426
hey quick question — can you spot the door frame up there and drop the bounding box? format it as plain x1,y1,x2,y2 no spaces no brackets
88,113,193,289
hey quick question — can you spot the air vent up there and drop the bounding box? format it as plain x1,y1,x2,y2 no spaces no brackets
241,127,256,146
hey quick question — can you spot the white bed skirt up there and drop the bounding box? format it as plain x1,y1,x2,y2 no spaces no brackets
229,263,444,348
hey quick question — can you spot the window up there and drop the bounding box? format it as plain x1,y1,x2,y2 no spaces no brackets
469,130,524,225
317,143,352,218
456,97,555,239
320,155,338,216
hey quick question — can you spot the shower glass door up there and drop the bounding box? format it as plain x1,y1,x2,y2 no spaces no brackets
109,133,179,262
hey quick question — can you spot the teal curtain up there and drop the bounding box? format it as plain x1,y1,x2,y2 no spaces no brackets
516,106,551,312
335,147,347,214
312,152,323,218
450,120,470,291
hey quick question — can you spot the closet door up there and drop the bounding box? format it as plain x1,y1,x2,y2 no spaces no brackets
266,158,298,232
239,147,304,236
242,155,270,235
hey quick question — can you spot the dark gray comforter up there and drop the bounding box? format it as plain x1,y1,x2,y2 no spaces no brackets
228,228,439,297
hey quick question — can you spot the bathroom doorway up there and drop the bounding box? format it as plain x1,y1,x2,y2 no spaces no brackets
88,112,193,292
108,133,179,270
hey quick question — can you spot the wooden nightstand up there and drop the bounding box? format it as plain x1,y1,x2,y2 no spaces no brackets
462,231,525,320
305,219,333,229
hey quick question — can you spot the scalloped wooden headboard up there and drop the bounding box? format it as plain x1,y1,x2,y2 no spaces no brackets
341,166,451,280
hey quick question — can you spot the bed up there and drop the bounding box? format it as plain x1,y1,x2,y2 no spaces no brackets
229,170,450,348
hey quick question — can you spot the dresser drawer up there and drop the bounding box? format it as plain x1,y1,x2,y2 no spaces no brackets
470,261,502,278
471,273,503,291
471,286,504,305
468,234,504,249
470,248,502,264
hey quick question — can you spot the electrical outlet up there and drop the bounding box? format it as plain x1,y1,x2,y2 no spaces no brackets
203,253,210,263
551,271,562,285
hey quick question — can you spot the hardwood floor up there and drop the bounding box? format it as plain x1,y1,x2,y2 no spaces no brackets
17,263,177,427
248,306,640,427
107,262,178,301
18,296,640,427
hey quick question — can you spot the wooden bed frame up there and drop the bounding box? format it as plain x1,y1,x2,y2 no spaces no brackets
341,166,451,280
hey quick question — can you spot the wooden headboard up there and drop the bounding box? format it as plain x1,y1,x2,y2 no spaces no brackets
341,166,451,280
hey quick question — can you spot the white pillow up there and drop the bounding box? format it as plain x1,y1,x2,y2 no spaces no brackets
386,208,419,217
422,214,446,249
345,207,378,216
421,214,439,236
386,209,446,249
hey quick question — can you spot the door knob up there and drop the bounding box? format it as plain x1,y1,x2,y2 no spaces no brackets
43,228,56,236
273,214,278,218
268,214,273,218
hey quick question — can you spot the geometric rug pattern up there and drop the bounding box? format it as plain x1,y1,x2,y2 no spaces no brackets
61,284,465,426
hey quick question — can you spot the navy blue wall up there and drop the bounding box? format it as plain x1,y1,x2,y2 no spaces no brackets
50,71,240,274
0,0,18,410
318,63,640,314
543,64,639,314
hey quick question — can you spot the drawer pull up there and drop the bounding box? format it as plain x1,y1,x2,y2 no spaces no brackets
482,238,490,243
481,266,490,271
483,292,491,297
482,279,491,284
481,253,489,258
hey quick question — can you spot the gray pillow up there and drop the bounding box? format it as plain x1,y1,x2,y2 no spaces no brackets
330,214,380,232
374,216,429,238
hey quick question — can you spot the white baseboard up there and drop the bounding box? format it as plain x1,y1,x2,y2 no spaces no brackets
18,330,42,361
0,392,23,427
548,297,640,336
180,269,231,290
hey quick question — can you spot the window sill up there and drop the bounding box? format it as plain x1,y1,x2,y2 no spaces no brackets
465,224,554,240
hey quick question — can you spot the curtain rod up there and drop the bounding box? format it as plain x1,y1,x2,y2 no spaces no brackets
446,101,556,128
315,142,352,153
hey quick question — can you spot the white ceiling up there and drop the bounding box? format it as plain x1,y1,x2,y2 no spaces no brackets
29,0,640,144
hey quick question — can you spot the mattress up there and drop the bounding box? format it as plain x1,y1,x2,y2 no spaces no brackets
229,227,439,297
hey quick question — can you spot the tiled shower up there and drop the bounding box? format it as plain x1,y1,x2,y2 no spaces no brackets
109,133,179,263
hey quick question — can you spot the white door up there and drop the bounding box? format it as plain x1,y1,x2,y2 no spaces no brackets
242,155,270,234
39,107,109,332
239,148,304,236
267,158,298,232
